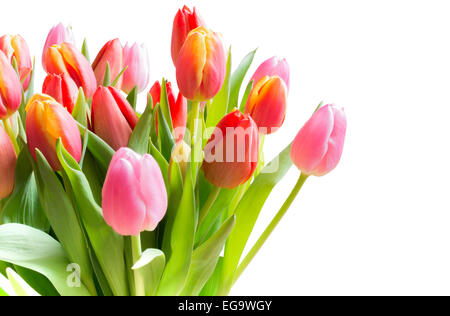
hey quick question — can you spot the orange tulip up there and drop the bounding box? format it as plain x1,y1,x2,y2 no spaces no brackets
0,34,32,91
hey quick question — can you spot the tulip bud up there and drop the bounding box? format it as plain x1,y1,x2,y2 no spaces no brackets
0,125,16,199
121,43,149,94
102,147,168,236
0,34,32,91
251,56,290,91
245,75,288,134
290,104,347,177
42,73,79,113
169,140,190,178
91,86,138,150
176,27,226,101
43,42,96,98
42,23,75,72
148,80,187,142
0,51,22,120
25,94,82,171
171,5,205,65
202,110,259,189
92,39,123,88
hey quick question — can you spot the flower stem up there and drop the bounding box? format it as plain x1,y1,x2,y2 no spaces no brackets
233,173,309,284
131,234,145,296
189,101,200,146
198,186,221,227
2,119,19,153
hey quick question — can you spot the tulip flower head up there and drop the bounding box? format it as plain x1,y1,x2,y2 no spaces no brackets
43,42,96,98
176,27,226,102
102,147,168,236
91,86,138,150
42,23,75,70
42,73,79,113
251,56,290,91
148,80,187,142
245,75,288,134
0,51,22,120
0,34,32,91
290,104,347,177
92,38,124,88
202,110,259,189
171,5,205,65
25,94,82,170
0,125,17,199
121,42,150,94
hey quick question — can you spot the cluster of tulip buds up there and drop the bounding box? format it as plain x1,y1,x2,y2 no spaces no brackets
0,5,347,296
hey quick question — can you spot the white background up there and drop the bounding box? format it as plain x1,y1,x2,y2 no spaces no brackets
3,0,450,295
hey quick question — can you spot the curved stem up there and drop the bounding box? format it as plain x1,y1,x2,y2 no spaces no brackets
198,186,221,227
131,234,145,296
2,119,19,153
233,173,309,284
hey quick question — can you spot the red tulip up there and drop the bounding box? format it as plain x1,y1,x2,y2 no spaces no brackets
0,125,16,199
43,42,96,99
0,34,32,91
148,80,187,142
176,27,226,101
91,86,138,150
92,39,123,88
291,104,347,177
171,5,205,65
42,73,79,113
202,110,259,189
25,94,82,170
0,51,22,120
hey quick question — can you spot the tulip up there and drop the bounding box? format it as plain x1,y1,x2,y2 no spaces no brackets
290,104,347,177
42,73,79,113
176,27,226,101
202,110,259,189
245,75,288,134
25,94,82,171
0,125,16,199
43,42,96,98
0,51,22,120
92,39,123,88
251,56,290,91
102,147,168,236
121,43,149,94
171,5,205,65
91,86,138,150
42,23,75,71
0,34,32,91
148,80,187,142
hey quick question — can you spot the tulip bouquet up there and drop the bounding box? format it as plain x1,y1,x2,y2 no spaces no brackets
0,6,347,296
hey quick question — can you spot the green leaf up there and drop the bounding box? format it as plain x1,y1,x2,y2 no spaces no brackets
0,272,13,296
181,215,236,296
159,78,173,132
199,257,223,296
128,97,153,154
149,140,169,187
56,141,129,296
218,143,293,295
102,62,111,87
126,86,138,110
6,268,40,296
72,88,88,127
81,38,90,63
80,152,103,205
1,149,49,231
34,150,96,295
77,123,115,172
157,106,175,162
25,58,36,103
239,80,254,113
111,66,127,88
13,265,59,296
229,49,257,113
206,48,232,132
132,249,165,296
0,224,91,296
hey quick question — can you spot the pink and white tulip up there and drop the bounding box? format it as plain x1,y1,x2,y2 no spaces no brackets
121,43,150,94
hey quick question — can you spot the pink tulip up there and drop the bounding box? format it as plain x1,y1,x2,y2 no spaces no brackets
92,38,123,88
42,23,75,72
121,43,149,94
0,34,32,91
102,147,168,236
0,51,22,120
251,56,290,91
0,125,16,199
290,104,347,177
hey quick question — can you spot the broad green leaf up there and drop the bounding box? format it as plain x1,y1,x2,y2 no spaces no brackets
13,265,59,296
206,48,232,132
218,143,293,295
150,104,159,149
1,149,49,231
239,80,254,113
6,268,40,296
181,215,236,296
72,88,88,127
81,152,103,205
128,97,153,154
229,49,257,113
34,150,96,295
132,248,165,296
56,141,129,296
157,106,175,162
77,123,115,171
199,257,223,296
126,86,138,110
159,78,173,132
81,38,90,62
0,224,91,296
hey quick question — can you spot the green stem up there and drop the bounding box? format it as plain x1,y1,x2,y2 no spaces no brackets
233,173,309,284
198,186,221,227
189,101,200,145
131,234,145,296
2,119,19,153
